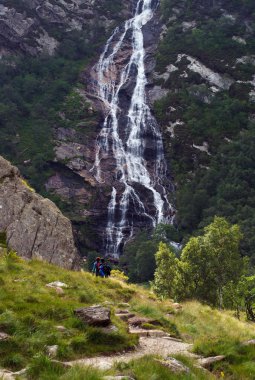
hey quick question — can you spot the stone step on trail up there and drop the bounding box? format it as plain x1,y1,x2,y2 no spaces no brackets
63,304,193,371
115,312,136,321
127,316,160,327
128,327,171,338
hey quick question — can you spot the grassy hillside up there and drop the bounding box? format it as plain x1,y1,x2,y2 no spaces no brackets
1,251,255,379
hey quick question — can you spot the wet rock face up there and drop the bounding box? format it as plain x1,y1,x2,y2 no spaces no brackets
0,156,78,269
0,0,131,56
46,3,171,256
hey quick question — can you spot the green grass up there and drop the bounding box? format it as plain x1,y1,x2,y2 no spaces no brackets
27,356,104,380
112,355,213,380
128,298,255,379
0,252,138,372
171,301,255,379
1,253,255,378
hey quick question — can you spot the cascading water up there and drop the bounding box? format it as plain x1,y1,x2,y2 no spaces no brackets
90,0,174,257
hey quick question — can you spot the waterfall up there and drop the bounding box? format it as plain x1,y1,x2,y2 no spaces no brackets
91,0,174,257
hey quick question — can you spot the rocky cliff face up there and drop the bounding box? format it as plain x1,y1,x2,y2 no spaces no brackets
0,156,78,268
44,2,169,255
0,0,255,259
19,0,255,256
0,0,130,57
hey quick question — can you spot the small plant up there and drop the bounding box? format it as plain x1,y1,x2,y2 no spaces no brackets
0,232,7,248
21,178,35,192
28,354,65,379
71,335,88,353
60,365,104,380
2,353,25,371
86,327,126,346
111,270,129,283
4,250,22,271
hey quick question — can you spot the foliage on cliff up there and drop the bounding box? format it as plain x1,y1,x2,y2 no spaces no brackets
0,0,125,195
155,0,255,260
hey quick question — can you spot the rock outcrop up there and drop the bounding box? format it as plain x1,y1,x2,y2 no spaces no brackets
74,305,111,326
0,0,130,57
0,156,78,268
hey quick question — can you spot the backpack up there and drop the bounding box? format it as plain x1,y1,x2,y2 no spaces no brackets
104,264,111,276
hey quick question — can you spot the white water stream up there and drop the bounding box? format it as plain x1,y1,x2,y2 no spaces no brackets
91,0,173,257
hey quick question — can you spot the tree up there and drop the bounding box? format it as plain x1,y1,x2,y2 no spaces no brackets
176,236,217,303
153,242,178,299
180,217,244,307
120,231,158,283
239,276,255,321
224,276,255,321
120,224,181,283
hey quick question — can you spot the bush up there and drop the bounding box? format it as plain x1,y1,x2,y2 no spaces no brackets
110,270,129,283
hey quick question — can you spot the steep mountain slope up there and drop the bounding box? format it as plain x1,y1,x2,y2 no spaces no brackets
0,0,132,256
152,0,255,258
0,0,255,259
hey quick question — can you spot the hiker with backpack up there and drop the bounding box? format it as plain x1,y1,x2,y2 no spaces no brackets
92,257,111,278
100,258,111,278
92,257,101,276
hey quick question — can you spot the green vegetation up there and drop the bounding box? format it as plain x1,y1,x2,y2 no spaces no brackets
0,6,113,195
0,251,138,373
172,301,255,379
0,54,83,191
113,355,212,380
121,224,181,283
159,0,255,72
28,359,104,380
1,244,255,378
179,217,245,307
153,217,247,308
153,242,178,299
176,125,255,260
154,0,255,262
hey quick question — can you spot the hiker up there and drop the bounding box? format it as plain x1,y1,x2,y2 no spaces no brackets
100,258,111,278
92,257,101,276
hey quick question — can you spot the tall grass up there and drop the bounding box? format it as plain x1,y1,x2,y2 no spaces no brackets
0,254,138,371
2,252,255,378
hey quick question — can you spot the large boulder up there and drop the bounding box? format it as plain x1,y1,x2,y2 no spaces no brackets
0,156,78,269
74,305,111,327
